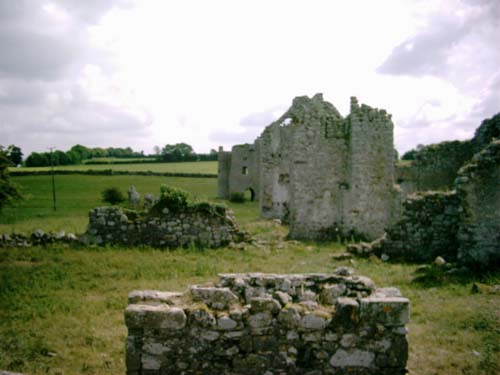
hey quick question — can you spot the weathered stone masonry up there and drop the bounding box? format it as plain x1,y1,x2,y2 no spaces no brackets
219,94,401,241
354,140,500,269
84,205,246,248
125,270,409,374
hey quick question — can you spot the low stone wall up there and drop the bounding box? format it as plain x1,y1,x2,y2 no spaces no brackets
378,192,461,262
125,270,409,374
0,229,78,248
84,205,247,248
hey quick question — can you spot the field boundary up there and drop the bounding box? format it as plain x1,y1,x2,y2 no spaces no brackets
10,169,217,178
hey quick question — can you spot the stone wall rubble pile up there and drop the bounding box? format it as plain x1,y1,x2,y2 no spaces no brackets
125,269,409,374
0,229,78,248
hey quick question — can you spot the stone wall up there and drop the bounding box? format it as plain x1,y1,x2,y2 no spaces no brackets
218,148,232,199
84,204,247,248
378,192,461,262
395,141,474,194
352,140,500,269
218,143,260,201
456,140,500,268
232,94,400,240
125,270,409,375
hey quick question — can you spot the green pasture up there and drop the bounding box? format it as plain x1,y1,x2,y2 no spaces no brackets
11,160,218,174
0,174,499,375
83,157,153,163
0,175,226,234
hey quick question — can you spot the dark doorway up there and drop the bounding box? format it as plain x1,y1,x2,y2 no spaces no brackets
244,188,256,202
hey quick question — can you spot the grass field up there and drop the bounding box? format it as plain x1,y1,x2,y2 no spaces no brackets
83,157,153,163
1,174,499,375
10,161,218,174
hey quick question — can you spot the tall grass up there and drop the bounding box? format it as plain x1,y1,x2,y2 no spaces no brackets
0,175,499,374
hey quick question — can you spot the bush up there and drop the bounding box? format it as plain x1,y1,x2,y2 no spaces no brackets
229,192,245,203
101,187,125,205
0,149,21,210
155,185,189,211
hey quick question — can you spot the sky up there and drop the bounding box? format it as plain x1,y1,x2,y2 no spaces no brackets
0,0,499,157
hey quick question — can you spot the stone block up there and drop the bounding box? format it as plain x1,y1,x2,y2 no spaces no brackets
360,297,409,326
333,297,359,327
250,297,281,314
190,286,239,310
329,349,375,368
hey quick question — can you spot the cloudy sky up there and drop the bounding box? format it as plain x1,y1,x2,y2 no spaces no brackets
0,0,499,156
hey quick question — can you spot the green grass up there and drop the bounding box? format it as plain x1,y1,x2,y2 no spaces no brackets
0,175,227,233
83,157,153,163
10,160,218,174
0,175,499,375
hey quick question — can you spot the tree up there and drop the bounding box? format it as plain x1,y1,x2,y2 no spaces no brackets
25,152,50,167
0,149,20,210
6,145,23,165
70,144,91,162
160,143,195,162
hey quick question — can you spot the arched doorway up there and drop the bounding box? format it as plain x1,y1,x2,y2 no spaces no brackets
244,188,256,202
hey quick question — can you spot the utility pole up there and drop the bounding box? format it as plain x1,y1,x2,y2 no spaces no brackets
49,147,56,211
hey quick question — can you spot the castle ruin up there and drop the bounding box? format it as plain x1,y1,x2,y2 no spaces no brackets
218,94,401,241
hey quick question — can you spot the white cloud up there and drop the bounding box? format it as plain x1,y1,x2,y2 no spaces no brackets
0,0,498,156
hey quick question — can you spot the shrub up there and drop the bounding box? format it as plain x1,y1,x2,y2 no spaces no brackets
0,149,21,211
229,192,245,203
155,185,189,211
101,187,125,205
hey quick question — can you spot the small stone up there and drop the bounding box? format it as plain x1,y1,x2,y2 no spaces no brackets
434,256,446,266
218,316,238,330
381,253,390,261
330,349,375,368
201,330,220,341
273,291,292,305
334,266,354,276
332,252,352,260
279,307,301,328
248,311,273,329
299,313,328,330
250,297,281,314
340,333,358,348
320,284,346,305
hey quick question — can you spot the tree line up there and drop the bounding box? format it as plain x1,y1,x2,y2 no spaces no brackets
1,143,218,168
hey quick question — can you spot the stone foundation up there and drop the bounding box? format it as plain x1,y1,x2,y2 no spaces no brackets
125,270,409,374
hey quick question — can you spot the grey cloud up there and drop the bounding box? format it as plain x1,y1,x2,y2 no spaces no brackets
378,18,469,76
378,0,499,77
0,0,126,81
0,0,153,155
0,29,82,80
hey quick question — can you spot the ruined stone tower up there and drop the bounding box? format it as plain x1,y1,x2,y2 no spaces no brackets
219,94,401,240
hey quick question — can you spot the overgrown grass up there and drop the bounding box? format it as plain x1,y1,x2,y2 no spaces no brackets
0,175,499,375
11,161,217,174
